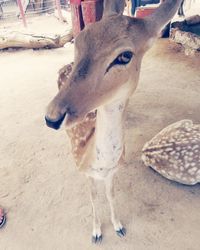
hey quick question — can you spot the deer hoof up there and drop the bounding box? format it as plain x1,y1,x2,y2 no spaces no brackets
116,227,126,237
92,234,103,244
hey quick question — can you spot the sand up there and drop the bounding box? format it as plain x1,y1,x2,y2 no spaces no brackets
0,35,200,250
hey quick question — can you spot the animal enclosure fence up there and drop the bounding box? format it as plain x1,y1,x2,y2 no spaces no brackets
0,0,70,27
0,0,73,50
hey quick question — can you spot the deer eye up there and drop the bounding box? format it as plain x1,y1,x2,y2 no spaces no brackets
105,51,133,73
116,51,133,65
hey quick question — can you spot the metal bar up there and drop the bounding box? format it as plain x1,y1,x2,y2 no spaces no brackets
17,0,27,27
55,0,64,22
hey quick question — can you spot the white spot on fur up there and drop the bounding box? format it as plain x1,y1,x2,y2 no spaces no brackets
188,167,197,175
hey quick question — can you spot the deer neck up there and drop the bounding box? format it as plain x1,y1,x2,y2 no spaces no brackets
96,101,125,148
94,85,130,167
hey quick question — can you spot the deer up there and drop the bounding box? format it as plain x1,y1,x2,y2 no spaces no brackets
142,120,200,185
45,0,183,243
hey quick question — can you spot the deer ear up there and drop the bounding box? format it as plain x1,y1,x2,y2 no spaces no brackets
103,0,125,17
144,0,183,37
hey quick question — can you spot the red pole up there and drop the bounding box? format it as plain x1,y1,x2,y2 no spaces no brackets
17,0,27,27
55,0,64,22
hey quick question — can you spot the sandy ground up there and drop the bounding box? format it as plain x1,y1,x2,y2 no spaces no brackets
0,37,200,250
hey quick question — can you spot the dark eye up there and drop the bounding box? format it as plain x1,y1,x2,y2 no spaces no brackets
105,51,133,73
116,51,133,65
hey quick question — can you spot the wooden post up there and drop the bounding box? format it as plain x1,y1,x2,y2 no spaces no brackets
55,0,64,22
17,0,27,28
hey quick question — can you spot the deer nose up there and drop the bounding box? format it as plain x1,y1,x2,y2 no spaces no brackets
45,112,66,130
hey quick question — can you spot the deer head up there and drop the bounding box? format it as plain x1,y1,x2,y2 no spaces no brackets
45,0,182,129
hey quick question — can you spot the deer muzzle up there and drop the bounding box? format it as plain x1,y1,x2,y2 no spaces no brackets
45,96,70,130
45,112,67,130
45,94,79,130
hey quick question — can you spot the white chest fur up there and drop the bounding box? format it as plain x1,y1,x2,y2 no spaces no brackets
85,81,132,180
86,98,126,180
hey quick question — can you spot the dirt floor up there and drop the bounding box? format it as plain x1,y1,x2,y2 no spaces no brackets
0,36,200,250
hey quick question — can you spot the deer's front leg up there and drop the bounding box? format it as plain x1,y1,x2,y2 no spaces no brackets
105,174,126,237
88,177,102,244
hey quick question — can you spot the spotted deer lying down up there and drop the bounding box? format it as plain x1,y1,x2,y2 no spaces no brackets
142,120,200,185
45,0,183,243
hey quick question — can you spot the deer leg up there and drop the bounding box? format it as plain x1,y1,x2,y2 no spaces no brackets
105,174,126,237
88,177,102,244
